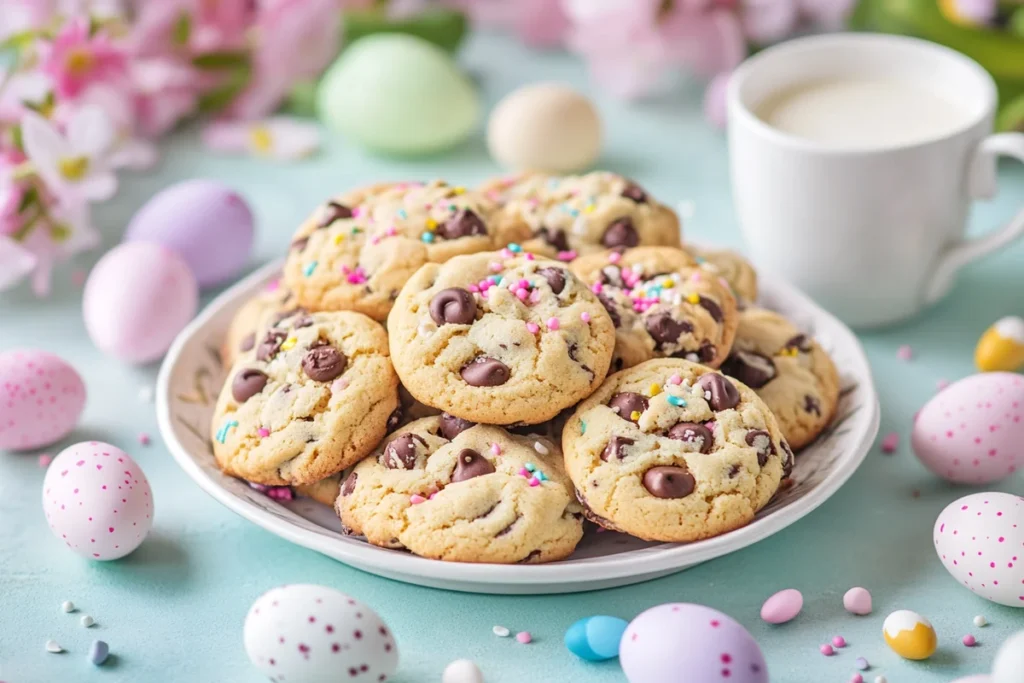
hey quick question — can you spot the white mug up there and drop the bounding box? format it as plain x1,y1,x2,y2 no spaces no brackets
727,34,1024,328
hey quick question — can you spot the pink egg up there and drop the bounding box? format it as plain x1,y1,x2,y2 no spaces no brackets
0,349,85,451
620,604,768,683
760,589,803,624
934,492,1024,607
42,441,153,560
911,372,1024,484
83,242,198,364
244,584,399,683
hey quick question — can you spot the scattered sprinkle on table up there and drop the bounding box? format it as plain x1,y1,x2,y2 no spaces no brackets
138,432,151,446
880,432,899,454
897,345,913,361
973,615,987,627
819,644,834,656
533,441,549,455
851,675,864,683
61,600,75,613
45,640,63,653
962,634,977,647
38,453,52,468
81,615,95,628
88,640,110,666
832,635,847,648
492,625,510,638
855,656,869,670
515,631,532,644
875,677,887,683
936,378,949,390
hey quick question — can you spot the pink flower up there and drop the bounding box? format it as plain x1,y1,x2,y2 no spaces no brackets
741,0,800,44
40,18,128,100
202,117,321,160
703,71,731,129
129,58,202,137
130,0,253,56
463,0,570,47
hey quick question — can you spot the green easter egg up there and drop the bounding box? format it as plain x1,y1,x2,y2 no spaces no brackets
317,34,479,156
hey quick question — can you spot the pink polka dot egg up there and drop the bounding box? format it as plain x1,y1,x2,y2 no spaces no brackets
0,349,85,451
244,584,399,683
934,492,1024,608
42,441,153,560
620,603,768,683
912,372,1024,484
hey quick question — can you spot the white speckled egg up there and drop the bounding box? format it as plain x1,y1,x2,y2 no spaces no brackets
0,349,85,451
911,372,1024,483
83,242,198,364
487,83,601,173
993,631,1024,683
244,584,398,683
934,492,1024,607
42,441,153,560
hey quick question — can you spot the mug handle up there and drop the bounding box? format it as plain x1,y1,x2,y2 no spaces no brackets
924,132,1024,305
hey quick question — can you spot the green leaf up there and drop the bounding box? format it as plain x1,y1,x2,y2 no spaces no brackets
1,30,37,52
9,124,23,153
17,186,39,214
343,8,468,54
173,12,192,46
192,51,249,70
197,67,251,113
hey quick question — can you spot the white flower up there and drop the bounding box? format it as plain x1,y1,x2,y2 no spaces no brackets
202,117,321,161
21,105,118,202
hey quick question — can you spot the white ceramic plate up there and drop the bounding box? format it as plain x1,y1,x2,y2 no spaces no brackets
157,259,879,595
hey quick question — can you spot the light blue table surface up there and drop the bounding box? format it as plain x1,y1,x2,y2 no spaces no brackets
2,33,1024,683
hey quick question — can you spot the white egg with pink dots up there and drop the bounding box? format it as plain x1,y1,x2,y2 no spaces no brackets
42,441,153,561
0,349,86,451
934,492,1024,608
244,584,399,683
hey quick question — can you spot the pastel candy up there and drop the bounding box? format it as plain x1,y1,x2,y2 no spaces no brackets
843,587,872,615
760,589,803,624
565,616,628,661
0,349,86,451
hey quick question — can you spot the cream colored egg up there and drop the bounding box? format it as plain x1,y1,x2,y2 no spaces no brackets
487,83,601,173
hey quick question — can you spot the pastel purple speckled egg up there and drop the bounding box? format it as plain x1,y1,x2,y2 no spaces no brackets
83,242,198,364
620,603,768,683
42,441,153,560
912,372,1024,484
244,584,399,683
0,349,85,451
124,179,254,287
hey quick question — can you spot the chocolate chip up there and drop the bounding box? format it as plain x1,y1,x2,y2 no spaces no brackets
437,209,486,239
429,287,476,326
318,201,353,228
697,296,723,322
451,448,495,482
341,472,358,496
568,343,594,380
728,464,741,478
231,368,268,403
382,433,427,470
536,226,569,252
645,312,693,348
597,293,621,327
621,182,648,203
537,267,566,294
601,217,639,248
642,466,696,499
785,334,811,352
745,429,775,467
270,307,306,327
697,341,717,363
439,413,476,439
667,422,713,453
256,330,287,361
239,332,255,352
518,549,542,564
721,350,776,389
608,392,648,423
601,436,634,461
460,357,510,387
302,345,347,382
804,395,821,416
696,373,740,411
386,406,403,432
781,440,795,478
293,315,315,329
496,516,520,537
290,237,309,252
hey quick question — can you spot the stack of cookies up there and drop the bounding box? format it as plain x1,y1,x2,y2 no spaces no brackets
210,171,840,564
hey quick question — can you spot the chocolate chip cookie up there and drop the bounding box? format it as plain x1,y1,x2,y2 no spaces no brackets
211,310,399,486
570,247,739,372
388,250,616,424
562,358,792,542
220,279,298,367
721,308,840,449
688,245,759,307
283,181,495,321
336,416,583,563
480,172,681,259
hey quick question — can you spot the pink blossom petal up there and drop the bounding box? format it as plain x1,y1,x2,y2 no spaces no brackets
0,236,38,291
703,72,731,129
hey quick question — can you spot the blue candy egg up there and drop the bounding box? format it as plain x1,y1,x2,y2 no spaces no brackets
565,616,628,662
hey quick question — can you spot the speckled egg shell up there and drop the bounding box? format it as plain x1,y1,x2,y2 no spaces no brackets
83,242,198,364
620,603,768,683
934,492,1024,607
0,349,85,451
317,34,479,155
124,179,254,287
244,584,398,683
42,441,153,560
911,372,1024,484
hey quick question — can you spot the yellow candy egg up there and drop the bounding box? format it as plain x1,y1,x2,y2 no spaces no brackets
975,316,1024,372
883,610,937,660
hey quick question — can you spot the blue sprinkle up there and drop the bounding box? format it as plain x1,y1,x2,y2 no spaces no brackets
525,463,536,472
420,232,435,243
216,420,239,444
569,209,580,217
537,471,548,481
695,256,706,264
507,243,522,253
88,640,110,666
303,261,318,277
580,420,587,434
667,396,687,408
397,208,408,219
489,275,504,285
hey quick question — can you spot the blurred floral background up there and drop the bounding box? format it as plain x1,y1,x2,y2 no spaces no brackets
1,0,1022,296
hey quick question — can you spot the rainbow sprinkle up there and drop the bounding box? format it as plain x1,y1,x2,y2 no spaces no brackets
303,261,318,277
421,231,435,243
580,420,586,434
257,427,270,438
580,312,591,323
280,337,297,351
216,420,239,444
507,243,522,253
526,322,540,334
667,396,687,408
668,374,682,385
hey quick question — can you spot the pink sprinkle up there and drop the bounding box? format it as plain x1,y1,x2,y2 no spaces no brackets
138,433,151,446
897,345,914,361
469,284,480,293
689,271,702,283
526,322,540,334
515,288,529,301
331,377,349,394
516,632,532,644
591,282,603,294
409,495,426,505
519,468,530,477
608,252,622,264
265,278,280,292
557,250,577,261
851,675,864,683
258,428,270,438
38,454,52,468
546,317,560,331
963,634,977,647
668,374,682,385
580,312,591,323
832,636,846,648
880,432,899,454
528,477,540,487
525,253,535,261
518,279,530,289
819,644,834,656
489,261,502,273
428,492,437,500
529,290,542,304
500,248,513,259
351,207,361,218
490,443,502,456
